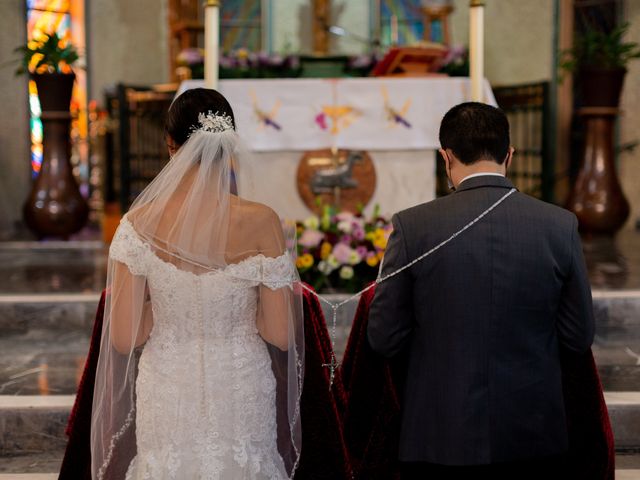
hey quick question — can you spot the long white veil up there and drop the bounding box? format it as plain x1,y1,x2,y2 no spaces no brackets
90,106,304,478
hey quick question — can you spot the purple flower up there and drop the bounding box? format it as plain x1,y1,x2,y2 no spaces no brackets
349,54,374,69
267,54,285,67
356,246,368,258
352,225,365,241
442,45,468,66
219,55,235,69
177,48,204,66
285,55,300,70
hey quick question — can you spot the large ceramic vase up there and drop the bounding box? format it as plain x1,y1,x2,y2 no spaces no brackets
23,72,89,239
566,108,629,235
566,68,630,235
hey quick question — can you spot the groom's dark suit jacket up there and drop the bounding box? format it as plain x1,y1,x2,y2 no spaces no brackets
368,175,595,466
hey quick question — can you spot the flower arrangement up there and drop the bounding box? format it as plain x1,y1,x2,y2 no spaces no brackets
176,48,302,79
296,204,393,293
438,45,469,77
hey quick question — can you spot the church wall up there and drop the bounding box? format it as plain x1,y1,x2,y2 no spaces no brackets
448,0,554,86
88,0,170,104
0,0,30,239
619,2,640,230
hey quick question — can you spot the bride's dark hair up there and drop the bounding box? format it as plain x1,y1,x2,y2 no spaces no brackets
165,88,237,146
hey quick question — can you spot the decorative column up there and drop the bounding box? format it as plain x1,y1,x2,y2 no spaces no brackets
469,0,485,102
566,108,630,235
204,0,220,89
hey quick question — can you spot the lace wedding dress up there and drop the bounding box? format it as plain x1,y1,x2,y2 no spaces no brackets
109,218,294,480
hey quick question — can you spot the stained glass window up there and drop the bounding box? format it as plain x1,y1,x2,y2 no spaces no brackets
221,0,263,51
380,0,424,46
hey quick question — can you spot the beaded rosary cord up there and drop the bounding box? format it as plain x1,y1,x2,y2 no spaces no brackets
301,188,517,389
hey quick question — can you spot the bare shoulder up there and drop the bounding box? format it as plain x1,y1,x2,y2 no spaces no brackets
232,197,284,255
233,196,280,225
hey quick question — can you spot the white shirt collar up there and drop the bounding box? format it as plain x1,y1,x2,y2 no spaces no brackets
459,172,505,185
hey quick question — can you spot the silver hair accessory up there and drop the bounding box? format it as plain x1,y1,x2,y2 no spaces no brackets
191,110,234,135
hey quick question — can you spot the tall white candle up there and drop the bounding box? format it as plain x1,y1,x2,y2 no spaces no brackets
391,14,399,45
204,0,220,89
469,0,485,102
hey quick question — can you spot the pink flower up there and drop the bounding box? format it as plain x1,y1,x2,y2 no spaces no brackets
356,246,368,258
336,212,355,222
299,229,324,248
332,243,353,264
352,225,365,241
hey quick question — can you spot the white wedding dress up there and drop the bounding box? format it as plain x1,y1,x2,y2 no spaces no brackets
109,218,294,480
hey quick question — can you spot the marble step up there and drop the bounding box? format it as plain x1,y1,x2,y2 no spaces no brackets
0,243,106,296
0,294,99,335
0,316,639,395
0,393,639,457
593,291,640,343
0,452,62,475
0,290,638,337
0,396,72,459
0,331,90,395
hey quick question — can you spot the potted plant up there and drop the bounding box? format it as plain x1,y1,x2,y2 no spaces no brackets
561,23,640,235
15,32,88,239
560,22,640,107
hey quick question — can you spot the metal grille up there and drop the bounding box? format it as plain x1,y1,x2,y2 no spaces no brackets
105,85,174,212
436,81,553,201
494,82,553,201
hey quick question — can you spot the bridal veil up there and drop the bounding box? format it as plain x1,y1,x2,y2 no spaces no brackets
90,89,304,479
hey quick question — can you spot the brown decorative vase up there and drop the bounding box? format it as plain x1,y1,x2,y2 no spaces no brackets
566,108,630,235
23,72,89,239
579,67,627,107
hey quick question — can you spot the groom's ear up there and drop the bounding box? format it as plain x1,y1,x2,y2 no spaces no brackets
439,148,450,166
504,147,515,171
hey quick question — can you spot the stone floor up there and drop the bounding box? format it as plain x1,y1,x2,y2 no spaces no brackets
1,230,640,476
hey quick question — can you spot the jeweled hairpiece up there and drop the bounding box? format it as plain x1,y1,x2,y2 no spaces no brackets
191,110,234,135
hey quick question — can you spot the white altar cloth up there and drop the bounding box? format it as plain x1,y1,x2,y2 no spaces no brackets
178,77,496,151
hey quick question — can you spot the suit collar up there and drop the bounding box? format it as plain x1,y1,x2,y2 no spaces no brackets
455,174,516,193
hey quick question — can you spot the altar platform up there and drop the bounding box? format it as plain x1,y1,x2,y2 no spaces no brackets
1,231,640,475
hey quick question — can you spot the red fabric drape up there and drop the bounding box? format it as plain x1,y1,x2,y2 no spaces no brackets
59,291,105,480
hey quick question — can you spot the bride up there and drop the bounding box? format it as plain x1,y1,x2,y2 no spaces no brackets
90,88,304,479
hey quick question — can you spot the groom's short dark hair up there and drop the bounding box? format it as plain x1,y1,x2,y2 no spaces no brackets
439,102,510,165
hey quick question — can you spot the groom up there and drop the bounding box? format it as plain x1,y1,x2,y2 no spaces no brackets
368,102,594,479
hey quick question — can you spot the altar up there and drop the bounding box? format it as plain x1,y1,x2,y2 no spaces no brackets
178,77,496,218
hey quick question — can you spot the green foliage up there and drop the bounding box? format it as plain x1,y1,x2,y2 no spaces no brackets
14,32,79,76
560,23,640,73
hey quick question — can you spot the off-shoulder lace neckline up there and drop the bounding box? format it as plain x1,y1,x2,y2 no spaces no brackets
117,217,289,279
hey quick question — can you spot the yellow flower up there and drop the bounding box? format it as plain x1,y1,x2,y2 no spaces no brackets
299,253,314,269
320,242,332,260
366,255,379,267
296,256,306,269
365,231,376,242
373,232,388,250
